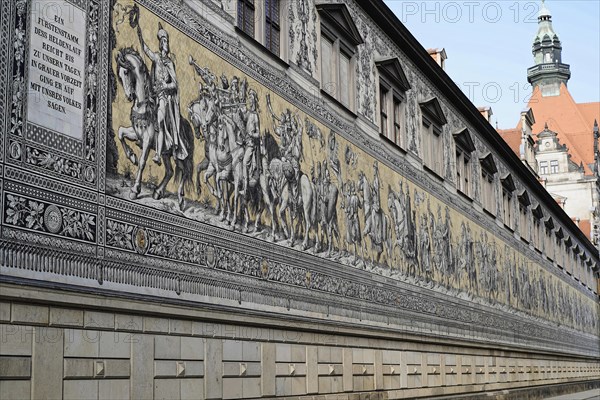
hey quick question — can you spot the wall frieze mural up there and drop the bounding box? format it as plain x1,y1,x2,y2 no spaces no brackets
0,0,598,365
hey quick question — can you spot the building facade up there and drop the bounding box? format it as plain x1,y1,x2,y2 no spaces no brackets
0,0,599,399
499,0,600,250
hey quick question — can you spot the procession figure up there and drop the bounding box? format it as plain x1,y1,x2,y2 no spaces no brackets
419,213,432,283
364,161,381,238
342,180,363,265
267,95,303,213
137,22,188,164
241,89,261,195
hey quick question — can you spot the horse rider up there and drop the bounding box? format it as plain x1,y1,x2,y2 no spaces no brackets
137,22,187,165
241,89,260,195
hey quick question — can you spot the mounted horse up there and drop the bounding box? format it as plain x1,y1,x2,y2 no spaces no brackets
115,47,194,209
268,158,316,250
188,91,219,201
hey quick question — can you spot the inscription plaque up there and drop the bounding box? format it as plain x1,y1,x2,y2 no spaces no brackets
26,0,87,139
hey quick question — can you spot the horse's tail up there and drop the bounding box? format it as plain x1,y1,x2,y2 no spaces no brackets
176,116,195,193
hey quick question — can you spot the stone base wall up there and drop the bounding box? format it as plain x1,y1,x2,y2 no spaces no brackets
1,283,598,400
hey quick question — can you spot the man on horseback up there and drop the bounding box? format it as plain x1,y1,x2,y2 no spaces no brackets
137,22,188,165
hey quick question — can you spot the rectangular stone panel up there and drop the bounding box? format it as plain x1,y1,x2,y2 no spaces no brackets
63,380,97,400
223,361,260,377
131,334,154,400
32,327,63,400
84,311,114,330
0,356,31,379
99,379,130,400
155,378,180,400
181,379,204,400
64,358,93,379
12,305,48,325
49,308,83,327
275,362,306,376
0,380,31,400
99,331,131,359
155,335,181,360
0,303,10,322
0,324,33,356
64,329,99,358
261,343,276,397
204,338,223,400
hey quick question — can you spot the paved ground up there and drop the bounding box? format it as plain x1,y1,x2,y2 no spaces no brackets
545,389,600,400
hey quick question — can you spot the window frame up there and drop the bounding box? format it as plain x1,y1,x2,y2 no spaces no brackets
419,98,447,178
539,160,548,175
453,128,476,199
550,159,559,174
544,217,555,261
317,4,363,112
479,153,498,216
264,0,281,56
532,205,543,251
501,174,516,231
517,190,531,242
237,0,256,38
376,58,410,148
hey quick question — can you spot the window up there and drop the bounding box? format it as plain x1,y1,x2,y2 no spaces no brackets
420,98,447,177
550,160,559,174
265,0,280,55
539,161,548,175
501,175,516,230
544,219,554,261
376,58,410,147
380,86,388,138
518,191,531,241
317,4,363,110
454,129,476,198
532,205,543,250
237,0,255,38
480,153,498,215
237,0,284,58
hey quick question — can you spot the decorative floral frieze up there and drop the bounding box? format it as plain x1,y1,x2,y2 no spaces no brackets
4,193,96,242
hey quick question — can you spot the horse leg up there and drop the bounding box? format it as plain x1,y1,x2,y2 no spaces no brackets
118,126,139,166
261,178,276,241
130,136,151,199
279,194,290,241
154,155,173,200
177,160,186,211
326,222,333,258
196,158,209,196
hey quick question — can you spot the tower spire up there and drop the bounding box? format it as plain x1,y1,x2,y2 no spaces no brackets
527,0,571,96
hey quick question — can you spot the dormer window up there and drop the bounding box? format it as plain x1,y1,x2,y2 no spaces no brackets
544,217,555,261
539,161,548,175
317,4,363,110
377,58,410,148
532,204,543,250
420,98,447,177
518,190,531,241
550,159,559,174
453,128,475,198
480,153,498,215
501,174,516,231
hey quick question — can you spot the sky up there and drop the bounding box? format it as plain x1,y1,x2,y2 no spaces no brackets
383,0,600,129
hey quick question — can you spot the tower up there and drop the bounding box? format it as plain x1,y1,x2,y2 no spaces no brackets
527,0,571,96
